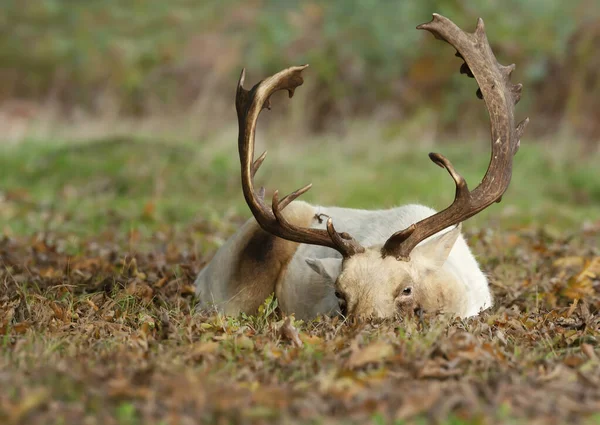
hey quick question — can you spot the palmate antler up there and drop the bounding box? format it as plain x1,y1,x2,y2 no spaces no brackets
381,14,529,261
236,14,528,262
236,66,365,258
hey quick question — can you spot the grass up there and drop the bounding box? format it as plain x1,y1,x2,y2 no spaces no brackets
1,131,598,238
1,131,600,424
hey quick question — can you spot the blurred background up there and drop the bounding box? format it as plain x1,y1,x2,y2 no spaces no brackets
0,0,599,241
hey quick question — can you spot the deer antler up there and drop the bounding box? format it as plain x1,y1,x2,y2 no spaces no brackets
237,66,365,258
382,14,529,261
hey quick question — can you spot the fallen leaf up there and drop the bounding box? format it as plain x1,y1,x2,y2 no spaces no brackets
395,385,442,420
580,257,600,279
280,317,303,348
299,333,324,347
191,341,220,361
85,298,99,312
563,355,585,368
235,335,255,350
7,389,49,424
581,343,598,361
143,201,155,219
347,341,394,368
12,321,32,334
553,256,585,270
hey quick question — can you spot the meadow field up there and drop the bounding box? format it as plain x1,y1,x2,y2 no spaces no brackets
1,1,600,424
1,129,599,424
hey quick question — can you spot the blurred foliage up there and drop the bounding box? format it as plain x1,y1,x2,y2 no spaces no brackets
1,0,599,141
1,136,598,236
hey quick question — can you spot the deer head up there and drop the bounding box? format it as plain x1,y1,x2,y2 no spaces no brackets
236,14,529,319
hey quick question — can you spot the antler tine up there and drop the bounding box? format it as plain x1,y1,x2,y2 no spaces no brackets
428,152,470,200
382,14,529,261
326,218,365,257
251,150,267,177
237,66,365,258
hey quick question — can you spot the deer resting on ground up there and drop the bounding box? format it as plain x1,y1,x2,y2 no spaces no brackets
195,14,529,320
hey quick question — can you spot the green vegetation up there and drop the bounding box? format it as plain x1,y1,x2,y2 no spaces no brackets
1,220,599,423
1,133,599,423
1,135,598,239
1,2,600,423
2,1,600,140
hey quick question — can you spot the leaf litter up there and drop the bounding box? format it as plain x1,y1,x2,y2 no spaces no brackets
0,220,599,424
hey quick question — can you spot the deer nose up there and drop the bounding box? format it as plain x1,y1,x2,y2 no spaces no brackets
335,291,347,316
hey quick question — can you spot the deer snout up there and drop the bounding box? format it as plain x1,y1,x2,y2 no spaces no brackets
335,291,348,317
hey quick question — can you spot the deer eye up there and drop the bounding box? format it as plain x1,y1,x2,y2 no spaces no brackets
402,286,413,296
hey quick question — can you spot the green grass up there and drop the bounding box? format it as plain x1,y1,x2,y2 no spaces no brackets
1,134,598,241
0,134,599,424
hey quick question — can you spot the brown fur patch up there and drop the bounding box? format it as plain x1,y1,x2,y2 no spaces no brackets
227,201,315,314
242,228,275,263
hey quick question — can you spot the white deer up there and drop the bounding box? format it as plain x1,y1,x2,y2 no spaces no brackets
195,14,529,320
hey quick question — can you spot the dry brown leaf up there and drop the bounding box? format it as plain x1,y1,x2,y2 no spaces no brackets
418,363,464,379
347,341,394,368
581,343,598,361
561,257,600,301
263,343,284,359
107,376,151,399
561,277,594,300
553,256,585,270
12,321,32,334
299,333,324,347
566,298,579,317
180,284,196,296
39,267,62,278
85,298,99,312
6,388,49,424
280,317,303,348
563,355,585,368
235,335,255,350
192,341,219,358
49,302,66,321
129,330,149,352
580,257,600,278
317,369,366,401
154,276,168,288
395,386,442,420
143,201,156,219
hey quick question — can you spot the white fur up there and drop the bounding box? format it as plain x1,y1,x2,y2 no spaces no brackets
196,202,492,319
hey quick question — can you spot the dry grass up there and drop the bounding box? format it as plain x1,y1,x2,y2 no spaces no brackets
1,215,600,424
0,112,599,423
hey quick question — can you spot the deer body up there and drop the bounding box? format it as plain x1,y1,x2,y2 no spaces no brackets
196,201,492,319
195,14,527,321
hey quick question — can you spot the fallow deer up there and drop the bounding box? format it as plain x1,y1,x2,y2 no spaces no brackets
195,14,529,320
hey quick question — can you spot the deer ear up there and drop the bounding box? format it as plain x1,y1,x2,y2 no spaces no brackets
305,257,342,281
412,223,462,268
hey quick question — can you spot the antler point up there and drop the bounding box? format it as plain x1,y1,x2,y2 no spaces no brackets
475,17,485,35
428,152,445,168
238,68,247,88
325,217,335,234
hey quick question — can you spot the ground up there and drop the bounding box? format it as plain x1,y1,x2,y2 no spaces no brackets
1,134,599,424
